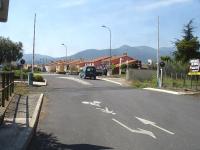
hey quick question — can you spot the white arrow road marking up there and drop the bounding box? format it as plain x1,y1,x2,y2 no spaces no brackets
96,107,116,115
82,101,101,107
82,101,90,104
135,117,175,135
57,77,92,85
112,118,157,139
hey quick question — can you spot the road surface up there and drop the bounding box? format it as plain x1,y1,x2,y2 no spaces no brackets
29,74,200,150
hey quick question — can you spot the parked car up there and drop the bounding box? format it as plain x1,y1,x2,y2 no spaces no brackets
96,69,103,76
79,66,96,80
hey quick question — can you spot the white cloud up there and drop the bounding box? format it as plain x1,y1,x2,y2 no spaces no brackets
135,0,192,11
58,0,88,8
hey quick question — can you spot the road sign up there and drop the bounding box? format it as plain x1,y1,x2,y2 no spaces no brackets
189,59,200,72
20,59,26,65
188,72,200,76
0,0,9,22
159,61,165,68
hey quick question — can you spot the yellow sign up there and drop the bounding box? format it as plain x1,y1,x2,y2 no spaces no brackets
188,72,200,76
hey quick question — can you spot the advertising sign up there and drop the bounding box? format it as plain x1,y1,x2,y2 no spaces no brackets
189,59,200,72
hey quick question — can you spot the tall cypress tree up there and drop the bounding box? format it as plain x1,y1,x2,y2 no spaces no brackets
173,20,200,64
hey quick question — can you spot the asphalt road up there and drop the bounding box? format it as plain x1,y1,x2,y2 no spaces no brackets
29,74,200,150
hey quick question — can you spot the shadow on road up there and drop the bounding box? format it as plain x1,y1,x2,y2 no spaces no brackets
29,131,113,150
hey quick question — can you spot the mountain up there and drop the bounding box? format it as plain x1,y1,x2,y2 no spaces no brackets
68,45,174,62
22,54,56,64
23,45,174,64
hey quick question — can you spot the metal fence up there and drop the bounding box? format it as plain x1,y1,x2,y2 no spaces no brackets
162,72,200,90
0,72,14,107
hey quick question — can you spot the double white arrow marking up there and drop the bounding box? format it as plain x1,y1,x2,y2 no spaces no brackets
135,117,175,135
112,118,157,139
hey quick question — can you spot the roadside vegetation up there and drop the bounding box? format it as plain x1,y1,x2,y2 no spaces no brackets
130,20,200,90
14,83,29,95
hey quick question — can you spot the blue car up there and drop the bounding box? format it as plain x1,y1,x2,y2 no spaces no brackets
79,66,96,80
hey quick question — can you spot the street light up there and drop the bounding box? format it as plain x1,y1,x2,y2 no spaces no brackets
61,43,68,72
61,43,67,62
101,25,112,75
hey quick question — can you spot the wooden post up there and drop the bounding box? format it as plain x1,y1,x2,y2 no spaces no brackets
2,73,5,107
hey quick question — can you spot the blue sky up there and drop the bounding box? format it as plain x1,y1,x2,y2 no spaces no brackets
0,0,200,57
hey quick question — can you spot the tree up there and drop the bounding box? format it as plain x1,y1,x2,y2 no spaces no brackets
120,64,127,70
0,36,23,65
160,56,172,63
173,20,200,64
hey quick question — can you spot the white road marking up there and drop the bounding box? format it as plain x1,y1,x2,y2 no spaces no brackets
112,118,157,139
82,101,90,104
143,88,185,95
82,101,116,115
82,101,101,107
96,107,116,115
136,117,175,135
58,77,92,85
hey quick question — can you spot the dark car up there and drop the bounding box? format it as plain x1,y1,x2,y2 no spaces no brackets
79,66,96,80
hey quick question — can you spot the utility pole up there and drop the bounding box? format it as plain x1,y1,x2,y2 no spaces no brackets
157,16,160,87
101,25,112,75
32,13,36,73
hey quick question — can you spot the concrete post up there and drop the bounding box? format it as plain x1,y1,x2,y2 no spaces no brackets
119,58,122,75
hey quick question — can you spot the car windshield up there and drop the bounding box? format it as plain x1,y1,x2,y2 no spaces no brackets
87,67,94,72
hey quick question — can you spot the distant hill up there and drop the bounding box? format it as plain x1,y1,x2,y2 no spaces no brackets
23,45,174,64
22,54,56,64
68,45,174,62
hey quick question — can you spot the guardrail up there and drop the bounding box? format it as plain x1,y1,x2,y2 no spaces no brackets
0,72,14,107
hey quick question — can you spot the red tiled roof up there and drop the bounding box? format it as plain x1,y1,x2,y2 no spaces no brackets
91,56,110,62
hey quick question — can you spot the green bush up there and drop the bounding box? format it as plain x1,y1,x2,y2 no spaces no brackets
33,75,44,82
14,70,28,79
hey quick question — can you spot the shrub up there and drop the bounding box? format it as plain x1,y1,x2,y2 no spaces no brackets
33,75,44,82
14,70,28,79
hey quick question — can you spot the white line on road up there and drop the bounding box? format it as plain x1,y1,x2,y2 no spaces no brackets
112,118,157,139
57,77,92,85
136,117,175,135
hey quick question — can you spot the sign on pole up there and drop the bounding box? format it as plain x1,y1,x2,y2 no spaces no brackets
0,0,9,22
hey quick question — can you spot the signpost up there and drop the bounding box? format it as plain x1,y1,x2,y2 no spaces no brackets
159,61,165,88
20,59,26,82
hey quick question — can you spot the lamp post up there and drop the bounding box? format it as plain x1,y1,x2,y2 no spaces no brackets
61,43,68,72
157,16,160,87
32,13,36,73
101,25,112,75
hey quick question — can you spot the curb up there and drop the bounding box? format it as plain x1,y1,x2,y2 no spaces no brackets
22,93,44,150
143,88,199,95
98,78,122,86
44,79,47,86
